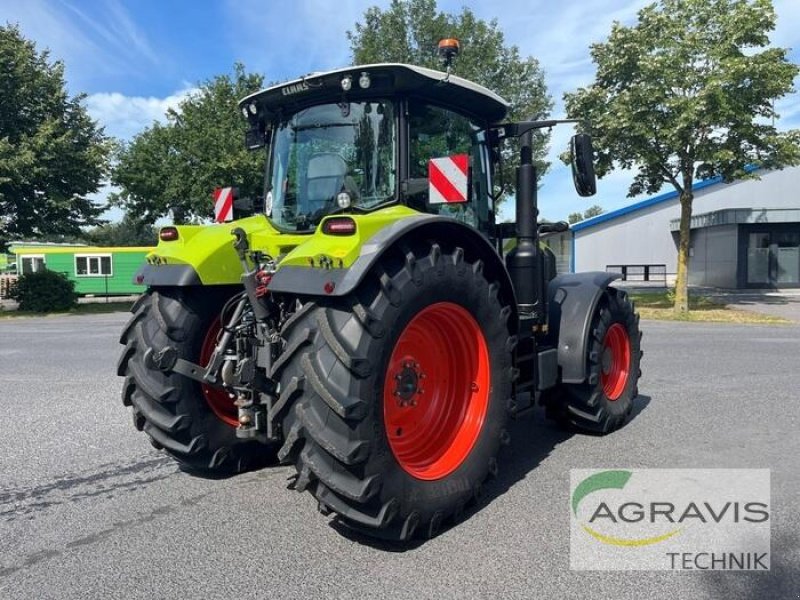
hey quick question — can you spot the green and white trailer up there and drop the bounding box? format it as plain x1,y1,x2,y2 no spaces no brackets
8,243,152,296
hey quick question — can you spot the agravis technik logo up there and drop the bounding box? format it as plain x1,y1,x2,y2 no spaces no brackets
569,469,771,571
572,470,682,546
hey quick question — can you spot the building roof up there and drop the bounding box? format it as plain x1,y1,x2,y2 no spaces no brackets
8,241,88,248
10,243,153,255
240,63,511,123
571,166,760,233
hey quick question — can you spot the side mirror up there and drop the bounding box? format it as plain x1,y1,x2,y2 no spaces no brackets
245,126,272,151
232,195,266,219
233,196,254,214
570,133,597,197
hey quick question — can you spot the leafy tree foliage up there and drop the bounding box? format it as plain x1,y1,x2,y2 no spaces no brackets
564,0,800,311
569,204,605,224
111,64,264,224
85,215,157,247
349,0,553,200
584,204,604,219
0,24,110,251
10,269,77,312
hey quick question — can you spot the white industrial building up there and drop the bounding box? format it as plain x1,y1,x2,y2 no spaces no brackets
544,166,800,289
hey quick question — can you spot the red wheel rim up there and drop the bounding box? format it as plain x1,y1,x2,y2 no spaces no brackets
200,318,239,427
600,323,631,401
383,302,490,481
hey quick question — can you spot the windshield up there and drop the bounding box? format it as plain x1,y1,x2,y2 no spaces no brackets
266,101,396,231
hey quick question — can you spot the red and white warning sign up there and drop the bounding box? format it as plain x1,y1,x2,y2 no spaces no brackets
428,154,469,204
213,187,235,222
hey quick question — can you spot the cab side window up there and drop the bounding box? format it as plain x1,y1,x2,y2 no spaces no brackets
407,102,490,229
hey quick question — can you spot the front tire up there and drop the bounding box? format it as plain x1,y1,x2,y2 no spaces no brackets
556,288,642,433
273,242,515,540
117,288,276,474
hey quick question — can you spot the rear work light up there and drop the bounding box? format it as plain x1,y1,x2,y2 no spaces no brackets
322,217,356,236
159,227,179,241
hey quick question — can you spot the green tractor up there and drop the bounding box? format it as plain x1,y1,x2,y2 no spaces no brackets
118,45,642,541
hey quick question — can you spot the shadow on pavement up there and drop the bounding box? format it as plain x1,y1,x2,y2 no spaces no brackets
329,393,652,551
629,394,651,421
719,293,792,306
702,529,797,597
712,291,800,322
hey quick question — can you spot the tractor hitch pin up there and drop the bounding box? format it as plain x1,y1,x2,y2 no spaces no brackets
234,392,267,440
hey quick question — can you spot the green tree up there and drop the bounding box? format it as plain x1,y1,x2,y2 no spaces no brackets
567,204,604,224
349,0,553,201
564,0,800,312
111,64,264,223
0,24,110,251
86,214,157,247
568,211,584,224
583,204,604,219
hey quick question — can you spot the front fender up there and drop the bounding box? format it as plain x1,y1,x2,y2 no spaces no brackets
547,272,621,384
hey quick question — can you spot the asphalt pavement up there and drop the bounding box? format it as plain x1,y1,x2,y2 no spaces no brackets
0,312,798,600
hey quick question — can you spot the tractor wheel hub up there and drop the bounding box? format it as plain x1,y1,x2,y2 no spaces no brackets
394,363,422,404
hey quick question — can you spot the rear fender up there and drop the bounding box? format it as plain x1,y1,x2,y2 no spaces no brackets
134,215,301,287
546,272,621,384
268,214,519,330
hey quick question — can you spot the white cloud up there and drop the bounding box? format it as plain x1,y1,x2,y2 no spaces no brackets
775,93,800,129
501,0,800,220
82,88,197,223
771,0,800,52
85,87,197,141
1,0,164,89
10,0,795,223
223,0,372,82
60,0,161,67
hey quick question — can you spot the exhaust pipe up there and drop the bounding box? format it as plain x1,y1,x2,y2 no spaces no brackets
505,131,543,320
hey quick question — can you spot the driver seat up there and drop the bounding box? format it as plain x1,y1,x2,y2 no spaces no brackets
306,153,347,208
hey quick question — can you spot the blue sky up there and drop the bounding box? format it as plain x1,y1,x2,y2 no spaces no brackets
2,0,799,223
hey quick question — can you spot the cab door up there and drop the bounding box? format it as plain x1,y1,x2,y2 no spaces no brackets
404,100,492,233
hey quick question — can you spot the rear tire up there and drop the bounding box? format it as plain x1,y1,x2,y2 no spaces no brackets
117,287,276,474
272,241,515,540
552,287,642,434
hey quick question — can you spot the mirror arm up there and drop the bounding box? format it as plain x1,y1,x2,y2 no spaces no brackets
490,119,582,142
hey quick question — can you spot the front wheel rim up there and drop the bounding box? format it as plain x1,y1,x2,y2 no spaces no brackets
383,302,491,481
600,322,631,401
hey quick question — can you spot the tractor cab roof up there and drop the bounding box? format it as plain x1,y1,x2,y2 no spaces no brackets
240,63,510,124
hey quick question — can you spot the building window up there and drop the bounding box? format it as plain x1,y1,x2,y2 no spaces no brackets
20,255,45,274
75,254,112,277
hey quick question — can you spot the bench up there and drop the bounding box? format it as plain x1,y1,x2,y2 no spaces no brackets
606,264,667,284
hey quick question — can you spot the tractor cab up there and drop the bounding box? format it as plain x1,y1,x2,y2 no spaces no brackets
241,60,595,256
239,63,508,235
240,59,596,320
